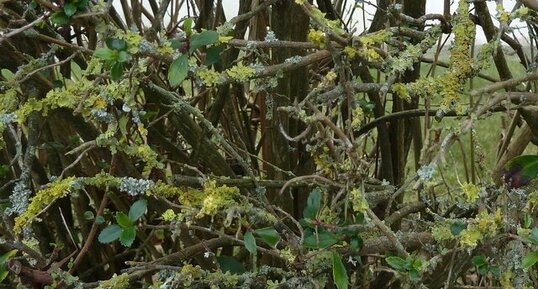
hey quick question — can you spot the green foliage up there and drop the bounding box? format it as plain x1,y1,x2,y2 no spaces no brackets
94,37,131,81
98,199,147,247
472,255,501,276
189,30,219,54
243,231,257,254
0,250,17,282
303,187,321,219
216,256,246,274
303,229,338,249
502,155,538,188
2,0,538,288
332,252,348,289
522,251,538,269
254,227,280,248
386,255,424,282
168,54,189,87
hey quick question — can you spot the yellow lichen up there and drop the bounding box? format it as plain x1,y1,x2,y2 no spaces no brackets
343,46,359,59
350,188,369,212
197,67,222,86
14,177,77,233
461,182,480,203
459,225,482,248
197,180,240,218
431,224,453,243
96,273,129,289
500,271,514,289
225,63,255,83
307,29,326,48
157,41,174,55
161,209,177,221
351,106,364,129
391,83,410,102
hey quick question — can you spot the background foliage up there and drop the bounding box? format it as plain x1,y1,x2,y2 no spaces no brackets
1,0,538,288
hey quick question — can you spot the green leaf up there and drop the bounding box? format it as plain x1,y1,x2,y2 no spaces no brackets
119,226,136,247
95,215,105,225
216,256,246,274
168,54,189,87
408,269,421,282
303,187,321,219
472,255,487,267
189,30,219,54
50,11,70,25
63,2,77,17
0,249,17,264
205,45,224,66
524,213,533,229
183,18,193,36
489,265,501,277
332,252,349,289
386,256,407,271
503,155,538,188
76,0,89,9
117,50,131,63
450,221,466,236
115,212,132,228
244,231,257,254
129,199,147,222
1,69,14,80
522,251,538,269
529,228,538,244
0,165,10,178
118,115,129,137
303,230,337,249
350,236,363,251
94,48,116,61
110,62,124,81
98,224,122,243
106,38,127,51
254,227,280,247
83,211,94,220
0,269,8,282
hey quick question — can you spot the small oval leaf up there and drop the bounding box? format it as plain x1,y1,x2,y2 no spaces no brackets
115,212,132,228
168,54,189,87
303,231,337,249
63,2,77,17
386,256,407,271
189,30,219,53
98,224,122,244
244,231,257,254
254,227,280,247
120,226,136,247
129,199,147,222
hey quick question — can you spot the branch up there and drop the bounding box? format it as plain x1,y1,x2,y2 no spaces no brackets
0,14,48,45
